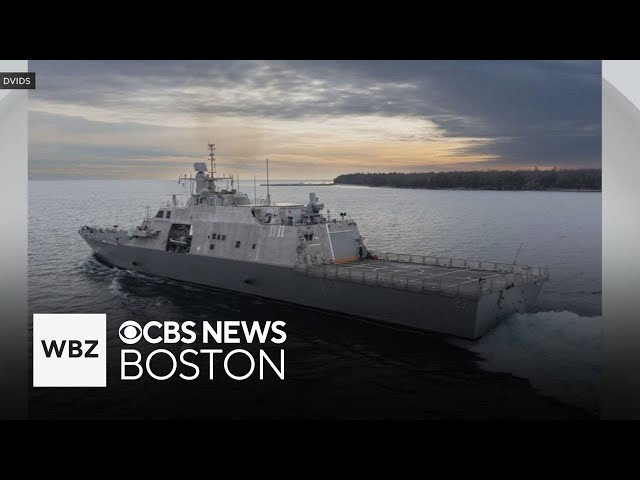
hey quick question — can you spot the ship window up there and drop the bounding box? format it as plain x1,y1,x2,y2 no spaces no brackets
211,233,215,239
235,241,241,248
217,234,221,240
209,244,214,250
252,244,256,249
222,235,226,241
156,210,164,218
166,211,171,219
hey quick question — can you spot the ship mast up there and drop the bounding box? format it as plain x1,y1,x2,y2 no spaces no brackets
179,141,235,196
208,141,216,178
266,158,271,206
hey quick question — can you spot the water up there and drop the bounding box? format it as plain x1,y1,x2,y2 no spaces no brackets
28,180,601,419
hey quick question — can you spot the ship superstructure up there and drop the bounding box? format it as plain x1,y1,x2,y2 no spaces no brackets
79,143,548,339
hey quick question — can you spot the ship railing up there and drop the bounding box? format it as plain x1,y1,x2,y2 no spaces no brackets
293,252,549,299
79,226,130,244
368,250,549,279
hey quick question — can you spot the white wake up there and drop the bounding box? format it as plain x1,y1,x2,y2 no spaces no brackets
453,311,601,414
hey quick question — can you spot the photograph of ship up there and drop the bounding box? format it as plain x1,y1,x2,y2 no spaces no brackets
29,60,601,419
79,142,549,339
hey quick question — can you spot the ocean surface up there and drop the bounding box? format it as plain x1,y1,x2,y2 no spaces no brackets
28,180,602,419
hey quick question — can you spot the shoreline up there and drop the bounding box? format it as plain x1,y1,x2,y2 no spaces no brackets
333,183,601,192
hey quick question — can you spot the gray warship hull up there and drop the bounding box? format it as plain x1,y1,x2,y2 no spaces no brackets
83,236,545,339
79,142,548,339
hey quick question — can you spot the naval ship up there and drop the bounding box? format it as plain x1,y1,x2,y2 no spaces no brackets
80,143,549,339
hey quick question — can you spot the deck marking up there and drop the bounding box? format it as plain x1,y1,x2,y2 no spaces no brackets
422,268,472,280
458,273,503,286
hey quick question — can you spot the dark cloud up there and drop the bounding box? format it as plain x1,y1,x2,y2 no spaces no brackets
31,60,601,168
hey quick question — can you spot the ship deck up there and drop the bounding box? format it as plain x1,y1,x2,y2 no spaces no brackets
296,253,549,299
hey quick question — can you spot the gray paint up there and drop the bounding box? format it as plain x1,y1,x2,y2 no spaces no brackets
79,150,546,339
83,236,542,339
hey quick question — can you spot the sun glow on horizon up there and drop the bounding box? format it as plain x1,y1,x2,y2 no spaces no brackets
28,60,601,179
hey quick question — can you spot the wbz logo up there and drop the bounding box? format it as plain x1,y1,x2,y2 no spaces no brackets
41,339,99,358
33,314,106,387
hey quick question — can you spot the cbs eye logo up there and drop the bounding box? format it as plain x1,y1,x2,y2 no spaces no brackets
119,321,142,344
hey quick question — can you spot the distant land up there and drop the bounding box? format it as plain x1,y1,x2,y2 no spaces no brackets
333,169,601,191
260,182,333,186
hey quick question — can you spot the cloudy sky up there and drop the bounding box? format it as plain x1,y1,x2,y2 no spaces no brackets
29,60,601,180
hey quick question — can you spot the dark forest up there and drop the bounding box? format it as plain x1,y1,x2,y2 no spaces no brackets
334,169,601,191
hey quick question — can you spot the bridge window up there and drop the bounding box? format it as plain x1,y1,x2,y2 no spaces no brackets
166,211,171,219
217,234,221,240
222,235,226,241
252,244,256,249
209,244,214,250
156,210,164,218
235,241,241,248
304,233,314,241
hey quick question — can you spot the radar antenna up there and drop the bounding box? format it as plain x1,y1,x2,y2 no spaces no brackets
179,141,234,196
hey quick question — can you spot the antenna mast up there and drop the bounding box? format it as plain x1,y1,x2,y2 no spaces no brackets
253,173,257,205
266,158,271,206
208,141,216,178
512,242,524,265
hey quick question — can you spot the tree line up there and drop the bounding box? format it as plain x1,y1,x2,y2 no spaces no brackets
334,168,601,191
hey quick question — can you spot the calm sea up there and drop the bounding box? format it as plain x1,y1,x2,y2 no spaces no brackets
28,180,601,419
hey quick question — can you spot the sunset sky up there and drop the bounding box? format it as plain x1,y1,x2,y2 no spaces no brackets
29,60,601,180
